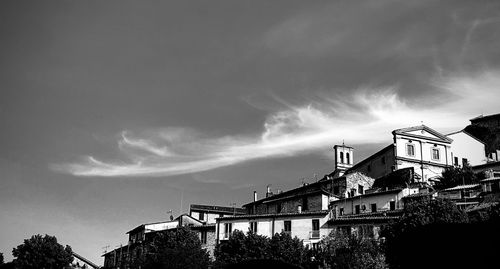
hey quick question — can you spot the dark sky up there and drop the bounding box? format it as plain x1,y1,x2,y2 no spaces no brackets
1,0,500,264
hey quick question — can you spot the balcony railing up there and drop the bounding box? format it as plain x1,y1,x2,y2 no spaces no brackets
309,230,320,239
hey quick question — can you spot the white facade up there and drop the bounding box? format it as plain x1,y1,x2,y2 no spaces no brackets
447,131,486,167
330,188,417,216
393,126,453,182
217,213,330,247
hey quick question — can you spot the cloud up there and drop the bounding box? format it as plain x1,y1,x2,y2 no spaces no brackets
51,70,500,178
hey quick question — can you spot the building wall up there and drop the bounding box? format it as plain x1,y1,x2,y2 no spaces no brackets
394,134,452,182
191,211,234,224
217,214,330,246
350,146,395,179
254,193,327,214
448,131,486,166
331,188,415,216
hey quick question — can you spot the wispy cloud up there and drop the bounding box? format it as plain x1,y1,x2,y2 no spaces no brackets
51,71,500,178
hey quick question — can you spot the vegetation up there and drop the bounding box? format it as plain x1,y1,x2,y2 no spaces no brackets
214,230,309,268
383,199,469,269
12,234,73,269
141,226,210,269
318,231,387,269
434,164,480,190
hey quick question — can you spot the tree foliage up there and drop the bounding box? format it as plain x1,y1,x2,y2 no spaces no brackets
12,234,73,269
435,164,479,190
141,226,210,269
0,252,3,265
383,199,469,269
318,231,387,269
214,230,308,268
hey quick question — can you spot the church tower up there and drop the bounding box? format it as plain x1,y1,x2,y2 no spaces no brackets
333,144,354,177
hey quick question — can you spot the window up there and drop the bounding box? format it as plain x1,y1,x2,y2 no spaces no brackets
431,148,440,161
224,223,232,238
346,152,350,164
381,156,386,164
311,219,320,239
284,221,292,234
312,219,320,231
389,201,396,211
406,143,415,157
358,184,364,195
462,158,468,167
199,212,205,221
250,221,258,233
333,186,339,195
454,157,459,166
302,197,308,211
340,152,344,163
277,202,282,213
371,203,377,213
355,205,360,214
350,189,355,197
201,231,207,244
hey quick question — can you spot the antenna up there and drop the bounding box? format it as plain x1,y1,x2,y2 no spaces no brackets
102,245,110,254
179,189,184,215
167,210,173,220
230,203,236,216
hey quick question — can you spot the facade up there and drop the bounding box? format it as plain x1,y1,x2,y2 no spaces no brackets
216,170,375,247
103,204,236,268
346,125,487,183
447,130,487,167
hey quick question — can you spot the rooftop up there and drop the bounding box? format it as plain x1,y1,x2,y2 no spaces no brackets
217,210,329,220
441,184,481,192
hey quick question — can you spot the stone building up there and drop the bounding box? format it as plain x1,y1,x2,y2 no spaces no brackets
346,125,487,184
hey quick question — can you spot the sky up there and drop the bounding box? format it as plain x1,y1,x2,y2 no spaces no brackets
1,0,500,264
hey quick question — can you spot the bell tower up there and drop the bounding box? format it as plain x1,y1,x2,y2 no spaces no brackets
334,144,354,176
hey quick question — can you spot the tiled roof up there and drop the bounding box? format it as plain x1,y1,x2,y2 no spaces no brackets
217,210,329,220
190,204,246,214
441,184,480,192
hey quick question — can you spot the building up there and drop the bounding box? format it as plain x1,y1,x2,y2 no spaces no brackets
103,204,237,268
328,168,430,239
347,125,454,183
447,130,487,167
437,184,482,209
470,113,500,129
216,160,375,248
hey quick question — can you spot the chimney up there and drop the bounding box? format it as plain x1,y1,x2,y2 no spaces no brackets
266,185,273,198
253,191,258,202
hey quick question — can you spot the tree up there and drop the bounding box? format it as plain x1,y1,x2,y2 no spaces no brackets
383,199,469,268
0,252,4,265
319,231,387,269
435,164,478,190
142,227,210,269
12,234,73,269
214,230,310,268
268,231,306,266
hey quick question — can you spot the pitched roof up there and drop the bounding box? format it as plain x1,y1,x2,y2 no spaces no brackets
392,125,453,143
441,184,481,192
190,204,246,215
217,210,329,220
470,113,500,123
446,129,487,145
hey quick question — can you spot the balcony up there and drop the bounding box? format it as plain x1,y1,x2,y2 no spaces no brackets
309,230,320,239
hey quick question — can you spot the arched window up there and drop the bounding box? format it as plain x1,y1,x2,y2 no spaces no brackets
340,152,344,163
346,152,350,164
